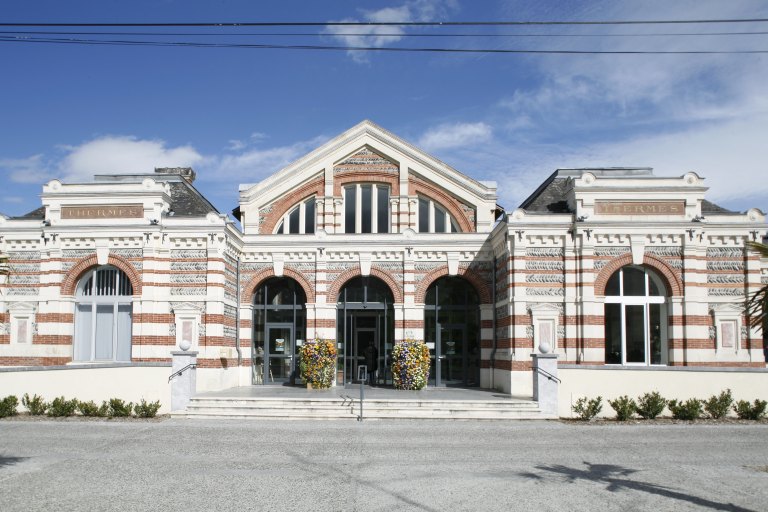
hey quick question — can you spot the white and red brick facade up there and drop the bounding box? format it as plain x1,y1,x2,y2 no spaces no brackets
1,121,766,396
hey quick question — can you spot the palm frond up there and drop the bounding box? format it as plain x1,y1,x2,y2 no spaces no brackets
747,241,768,258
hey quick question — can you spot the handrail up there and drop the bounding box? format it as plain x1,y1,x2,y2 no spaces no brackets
534,366,561,384
339,383,365,421
168,363,196,382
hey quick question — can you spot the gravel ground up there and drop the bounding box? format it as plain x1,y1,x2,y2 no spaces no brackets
1,418,767,511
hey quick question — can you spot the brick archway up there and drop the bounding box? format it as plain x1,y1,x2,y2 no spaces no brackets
259,177,324,234
414,265,492,304
594,253,682,297
327,266,403,304
240,267,316,303
60,253,142,296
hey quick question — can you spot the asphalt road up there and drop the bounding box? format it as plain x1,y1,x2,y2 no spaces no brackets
1,419,767,511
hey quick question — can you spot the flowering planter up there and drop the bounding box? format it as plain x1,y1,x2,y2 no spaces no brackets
392,339,430,390
299,339,337,390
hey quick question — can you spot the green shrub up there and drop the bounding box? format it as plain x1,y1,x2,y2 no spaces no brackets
572,396,603,421
608,395,637,421
0,395,19,418
77,400,108,417
668,398,703,420
47,396,78,417
704,389,734,419
108,398,134,418
22,393,48,415
734,399,768,420
134,399,161,418
636,391,667,419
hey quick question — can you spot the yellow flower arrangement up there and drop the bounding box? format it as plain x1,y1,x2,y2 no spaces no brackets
299,339,337,389
392,339,430,390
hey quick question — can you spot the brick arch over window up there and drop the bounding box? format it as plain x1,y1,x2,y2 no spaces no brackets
61,254,142,296
333,172,400,196
260,177,324,234
415,265,492,304
241,267,316,303
327,266,404,304
409,175,474,233
594,253,682,297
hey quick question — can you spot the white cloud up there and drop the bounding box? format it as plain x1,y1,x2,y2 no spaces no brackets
58,136,204,181
0,155,53,184
419,122,492,151
325,0,458,63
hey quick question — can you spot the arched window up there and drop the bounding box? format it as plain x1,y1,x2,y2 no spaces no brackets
418,196,459,233
343,184,390,233
252,277,306,384
275,197,315,234
74,266,133,362
424,277,480,386
604,266,668,365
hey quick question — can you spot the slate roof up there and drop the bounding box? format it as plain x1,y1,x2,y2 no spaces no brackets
10,206,46,220
519,169,737,215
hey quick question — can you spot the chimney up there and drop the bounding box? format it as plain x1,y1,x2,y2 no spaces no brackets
155,167,196,184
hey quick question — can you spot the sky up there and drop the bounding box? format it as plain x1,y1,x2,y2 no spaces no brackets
1,0,767,219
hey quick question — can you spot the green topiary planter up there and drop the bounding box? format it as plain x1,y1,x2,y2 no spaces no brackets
392,339,430,390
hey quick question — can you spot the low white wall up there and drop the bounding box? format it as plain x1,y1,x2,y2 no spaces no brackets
559,366,768,418
0,364,172,414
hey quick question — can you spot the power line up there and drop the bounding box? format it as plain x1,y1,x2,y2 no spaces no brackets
2,18,768,28
2,29,768,38
2,35,766,54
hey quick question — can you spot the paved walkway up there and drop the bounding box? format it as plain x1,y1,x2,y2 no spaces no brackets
2,419,767,511
195,384,533,401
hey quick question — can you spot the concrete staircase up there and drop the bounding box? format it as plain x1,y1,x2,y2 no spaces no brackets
178,395,549,420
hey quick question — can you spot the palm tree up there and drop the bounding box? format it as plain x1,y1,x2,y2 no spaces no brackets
746,241,768,331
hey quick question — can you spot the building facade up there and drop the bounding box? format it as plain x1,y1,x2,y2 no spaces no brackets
1,121,766,398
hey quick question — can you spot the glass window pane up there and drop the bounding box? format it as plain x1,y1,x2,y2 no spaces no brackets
288,207,300,234
361,185,372,233
623,267,646,296
343,277,365,303
116,304,132,361
75,304,93,361
604,303,622,364
419,198,429,232
377,186,389,233
434,206,446,233
649,304,662,364
648,272,665,296
276,220,284,234
366,280,390,304
95,304,114,360
605,271,620,296
345,187,356,234
450,218,458,233
304,199,315,234
625,305,646,363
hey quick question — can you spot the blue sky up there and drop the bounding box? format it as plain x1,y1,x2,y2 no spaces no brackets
2,0,767,218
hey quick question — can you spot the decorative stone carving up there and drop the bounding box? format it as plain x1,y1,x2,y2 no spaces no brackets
170,249,207,259
112,248,143,258
170,302,205,314
171,261,207,271
706,247,745,258
526,288,565,297
646,246,683,258
8,263,39,273
9,274,39,285
171,287,206,296
708,288,743,297
170,274,206,284
526,274,565,284
707,261,744,271
240,262,271,272
525,260,564,271
169,323,176,336
6,288,38,296
62,249,93,259
707,274,745,284
594,247,631,257
525,248,564,257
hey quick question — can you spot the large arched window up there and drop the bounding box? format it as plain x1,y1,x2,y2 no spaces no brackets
74,266,133,362
275,197,315,234
604,266,668,365
252,277,306,384
424,277,480,386
343,184,390,233
418,196,459,233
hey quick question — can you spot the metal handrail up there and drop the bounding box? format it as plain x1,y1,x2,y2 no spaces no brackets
534,366,561,384
168,363,196,382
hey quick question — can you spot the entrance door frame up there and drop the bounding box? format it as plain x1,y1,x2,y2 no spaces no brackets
265,323,294,384
437,322,468,387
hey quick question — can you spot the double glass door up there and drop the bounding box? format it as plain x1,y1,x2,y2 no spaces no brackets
426,321,480,387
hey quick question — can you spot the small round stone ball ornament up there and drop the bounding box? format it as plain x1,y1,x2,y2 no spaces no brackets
538,340,552,354
179,339,192,351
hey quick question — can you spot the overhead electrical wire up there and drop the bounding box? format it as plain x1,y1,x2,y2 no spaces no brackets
2,17,768,27
1,29,768,38
1,34,766,54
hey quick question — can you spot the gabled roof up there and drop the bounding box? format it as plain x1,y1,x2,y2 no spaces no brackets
239,120,497,204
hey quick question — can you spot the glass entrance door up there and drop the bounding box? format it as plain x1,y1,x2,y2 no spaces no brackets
354,327,377,383
266,324,294,383
439,324,466,386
